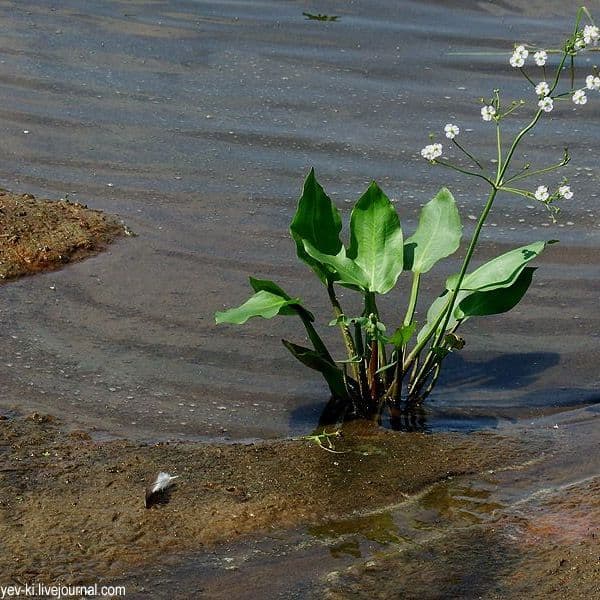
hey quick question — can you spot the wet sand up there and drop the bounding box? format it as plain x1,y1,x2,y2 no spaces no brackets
0,412,535,586
0,189,126,281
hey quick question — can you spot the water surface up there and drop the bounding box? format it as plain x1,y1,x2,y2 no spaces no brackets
0,0,598,440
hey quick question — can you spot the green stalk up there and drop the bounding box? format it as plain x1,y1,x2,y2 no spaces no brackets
326,280,361,386
403,272,421,328
296,308,334,364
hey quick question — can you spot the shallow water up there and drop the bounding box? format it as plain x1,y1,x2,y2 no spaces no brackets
0,0,599,440
114,406,600,598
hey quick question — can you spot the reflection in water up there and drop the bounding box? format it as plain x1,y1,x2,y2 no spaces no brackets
311,349,585,432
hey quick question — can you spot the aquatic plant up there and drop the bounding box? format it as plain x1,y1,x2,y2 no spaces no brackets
216,8,598,421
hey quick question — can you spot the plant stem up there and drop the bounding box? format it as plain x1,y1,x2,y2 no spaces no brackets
297,309,335,364
326,280,361,386
403,272,421,328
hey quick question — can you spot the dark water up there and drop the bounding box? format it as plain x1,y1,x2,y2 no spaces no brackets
0,0,599,441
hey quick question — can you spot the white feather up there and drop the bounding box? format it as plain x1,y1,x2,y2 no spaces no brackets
150,471,179,494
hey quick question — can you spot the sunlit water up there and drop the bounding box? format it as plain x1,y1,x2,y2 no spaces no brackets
0,0,598,441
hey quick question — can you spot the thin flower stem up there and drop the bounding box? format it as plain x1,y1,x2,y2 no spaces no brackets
495,121,502,182
434,160,494,186
499,101,525,119
430,185,498,350
503,152,570,185
570,54,575,89
549,49,569,95
497,186,531,198
452,139,483,169
519,67,536,87
402,293,451,372
498,109,545,183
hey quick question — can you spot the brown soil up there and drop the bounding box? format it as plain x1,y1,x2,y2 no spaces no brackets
0,413,533,585
0,189,127,281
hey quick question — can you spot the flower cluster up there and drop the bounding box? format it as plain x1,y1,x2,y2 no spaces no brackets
533,50,547,66
509,44,528,68
533,184,573,221
420,143,443,161
573,89,587,105
534,184,573,202
586,74,600,91
420,10,592,224
481,105,496,122
444,123,460,139
583,24,599,45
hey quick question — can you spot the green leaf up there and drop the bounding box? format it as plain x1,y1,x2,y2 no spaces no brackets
215,290,303,324
347,181,404,294
302,240,370,290
404,187,462,273
282,339,349,400
290,169,343,281
248,277,313,318
388,323,418,347
455,267,536,320
447,240,550,292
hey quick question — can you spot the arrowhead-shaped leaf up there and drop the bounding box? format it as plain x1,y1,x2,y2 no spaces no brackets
302,240,370,290
248,277,313,319
417,266,538,343
290,169,343,281
215,290,303,324
347,182,404,294
447,240,550,292
404,187,462,274
455,267,536,320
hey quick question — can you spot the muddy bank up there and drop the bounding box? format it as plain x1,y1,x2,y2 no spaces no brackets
0,413,537,585
0,189,127,281
322,479,600,600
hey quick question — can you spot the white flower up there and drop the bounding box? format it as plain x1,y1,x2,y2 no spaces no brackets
514,45,529,58
481,105,496,121
444,123,460,139
538,97,554,112
535,81,550,96
558,185,573,199
421,143,443,161
510,54,525,68
574,38,586,51
534,185,549,202
534,50,547,66
585,74,600,91
572,89,587,105
583,25,599,45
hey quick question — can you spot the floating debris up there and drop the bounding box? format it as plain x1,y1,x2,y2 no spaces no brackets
145,472,179,508
302,12,339,21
